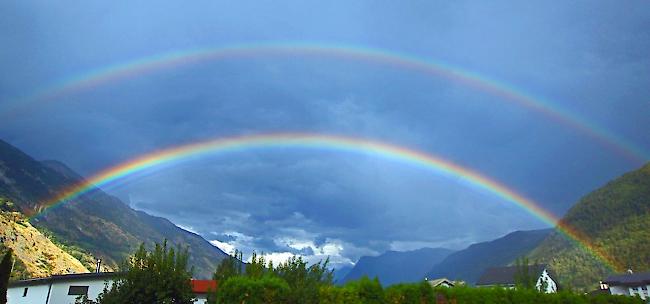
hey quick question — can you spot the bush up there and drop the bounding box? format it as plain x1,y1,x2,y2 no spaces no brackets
385,281,435,304
434,286,645,304
215,276,289,304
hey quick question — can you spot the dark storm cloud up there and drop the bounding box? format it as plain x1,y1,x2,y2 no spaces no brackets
1,0,649,266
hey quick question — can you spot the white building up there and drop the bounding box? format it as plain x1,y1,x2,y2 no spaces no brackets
603,271,650,300
7,273,115,304
426,278,455,288
475,264,558,293
7,272,216,304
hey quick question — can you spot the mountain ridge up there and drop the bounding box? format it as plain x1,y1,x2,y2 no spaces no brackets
424,228,552,285
0,139,229,279
342,247,454,286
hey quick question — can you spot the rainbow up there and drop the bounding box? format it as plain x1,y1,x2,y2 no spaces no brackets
3,42,647,163
32,132,620,271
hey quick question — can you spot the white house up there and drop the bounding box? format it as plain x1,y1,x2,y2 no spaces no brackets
475,264,558,293
7,272,116,304
426,278,455,288
603,271,650,300
7,272,216,304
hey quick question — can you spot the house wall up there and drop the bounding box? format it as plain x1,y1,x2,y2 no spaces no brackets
8,277,211,304
7,284,51,304
609,285,629,296
47,278,112,304
195,294,208,304
609,284,649,299
535,269,557,293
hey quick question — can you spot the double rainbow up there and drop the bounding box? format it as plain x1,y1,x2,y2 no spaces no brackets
4,42,647,163
32,133,620,271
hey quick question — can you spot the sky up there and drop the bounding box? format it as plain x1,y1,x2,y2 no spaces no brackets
1,1,649,268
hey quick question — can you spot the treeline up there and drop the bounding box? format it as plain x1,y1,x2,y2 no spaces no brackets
67,240,642,304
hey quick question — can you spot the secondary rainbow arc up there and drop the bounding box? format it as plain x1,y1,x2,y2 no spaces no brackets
32,132,621,271
3,42,647,162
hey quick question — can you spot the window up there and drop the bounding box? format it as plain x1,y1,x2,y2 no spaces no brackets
67,286,89,296
22,287,28,297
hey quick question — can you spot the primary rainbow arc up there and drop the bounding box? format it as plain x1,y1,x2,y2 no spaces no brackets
32,132,621,271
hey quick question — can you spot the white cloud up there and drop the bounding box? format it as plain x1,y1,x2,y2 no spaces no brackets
210,240,235,255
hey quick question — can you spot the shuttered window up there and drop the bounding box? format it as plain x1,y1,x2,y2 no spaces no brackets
67,285,89,296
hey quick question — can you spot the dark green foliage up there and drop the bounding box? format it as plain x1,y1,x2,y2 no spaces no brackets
319,276,386,304
435,286,644,304
209,252,334,304
215,276,289,304
274,255,333,303
513,257,536,290
385,281,435,304
97,240,195,304
212,249,243,282
0,249,12,304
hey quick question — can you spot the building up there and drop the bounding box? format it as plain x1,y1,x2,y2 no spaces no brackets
7,272,217,304
426,278,455,288
603,271,650,300
191,279,218,304
7,272,116,304
475,264,558,293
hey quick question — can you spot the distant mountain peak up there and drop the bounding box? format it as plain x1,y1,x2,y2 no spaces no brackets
342,247,454,286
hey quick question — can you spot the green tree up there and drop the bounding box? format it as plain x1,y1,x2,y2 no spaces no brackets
514,257,536,290
343,276,385,304
273,255,333,304
97,240,195,304
0,249,13,304
215,276,289,304
212,249,243,282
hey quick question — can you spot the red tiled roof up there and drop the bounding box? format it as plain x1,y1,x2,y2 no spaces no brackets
191,279,218,294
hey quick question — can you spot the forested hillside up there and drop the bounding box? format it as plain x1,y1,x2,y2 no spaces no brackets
529,163,650,290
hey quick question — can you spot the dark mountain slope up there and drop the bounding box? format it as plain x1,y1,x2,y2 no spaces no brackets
342,248,454,286
0,139,228,278
424,229,552,285
529,163,650,290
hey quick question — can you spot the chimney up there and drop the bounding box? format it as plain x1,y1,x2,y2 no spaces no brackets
95,259,102,273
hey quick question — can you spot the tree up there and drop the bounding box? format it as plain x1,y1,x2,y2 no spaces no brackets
97,240,195,304
213,249,243,282
0,250,13,304
514,257,536,290
273,255,333,304
214,276,289,304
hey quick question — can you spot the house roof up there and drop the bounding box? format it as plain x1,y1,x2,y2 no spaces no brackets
604,272,650,286
427,278,454,287
476,264,547,286
191,279,217,294
8,272,120,287
10,272,219,294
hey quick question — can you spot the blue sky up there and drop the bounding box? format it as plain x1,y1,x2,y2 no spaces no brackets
1,1,649,267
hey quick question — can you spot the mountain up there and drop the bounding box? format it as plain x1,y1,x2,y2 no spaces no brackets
332,265,353,284
0,209,90,280
424,229,552,285
342,248,454,286
529,163,650,290
0,139,229,278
